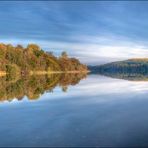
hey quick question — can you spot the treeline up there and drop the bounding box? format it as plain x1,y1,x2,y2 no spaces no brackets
89,59,148,74
89,59,148,81
0,43,88,74
0,73,87,102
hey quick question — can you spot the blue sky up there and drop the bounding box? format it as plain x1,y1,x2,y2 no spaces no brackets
1,1,148,65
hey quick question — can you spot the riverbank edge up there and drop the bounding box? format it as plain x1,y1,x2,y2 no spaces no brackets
0,70,90,76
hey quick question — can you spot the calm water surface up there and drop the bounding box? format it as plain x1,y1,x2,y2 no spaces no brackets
1,74,148,147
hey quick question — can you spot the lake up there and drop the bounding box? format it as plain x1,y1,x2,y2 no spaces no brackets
0,74,148,146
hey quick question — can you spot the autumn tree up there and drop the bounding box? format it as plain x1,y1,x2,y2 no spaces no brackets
0,43,88,73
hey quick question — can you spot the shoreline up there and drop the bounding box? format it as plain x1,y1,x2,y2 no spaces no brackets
29,70,90,75
0,70,90,76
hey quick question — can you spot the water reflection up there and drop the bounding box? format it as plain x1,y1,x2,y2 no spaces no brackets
0,73,87,102
93,71,148,81
1,75,148,146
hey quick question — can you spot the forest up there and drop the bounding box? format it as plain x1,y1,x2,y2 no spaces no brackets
89,58,148,81
89,58,148,74
0,43,88,75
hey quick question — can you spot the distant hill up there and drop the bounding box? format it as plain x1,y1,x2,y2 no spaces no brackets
88,58,148,81
89,58,148,73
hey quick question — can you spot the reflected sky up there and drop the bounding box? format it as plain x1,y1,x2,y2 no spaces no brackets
1,2,148,64
38,75,148,102
1,75,148,146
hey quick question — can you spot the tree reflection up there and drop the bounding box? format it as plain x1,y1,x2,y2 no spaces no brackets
0,73,87,102
96,71,148,81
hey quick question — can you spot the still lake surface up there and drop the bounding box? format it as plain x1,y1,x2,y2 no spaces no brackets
1,74,148,146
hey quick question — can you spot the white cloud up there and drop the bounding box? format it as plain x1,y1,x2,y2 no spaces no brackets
1,35,148,65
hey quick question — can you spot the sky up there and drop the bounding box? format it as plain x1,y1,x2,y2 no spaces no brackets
1,1,148,65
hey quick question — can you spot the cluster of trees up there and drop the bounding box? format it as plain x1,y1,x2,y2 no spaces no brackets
59,52,87,71
0,73,87,102
0,43,88,75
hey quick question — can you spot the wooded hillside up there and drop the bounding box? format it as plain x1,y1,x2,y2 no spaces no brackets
0,43,88,75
